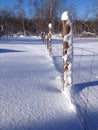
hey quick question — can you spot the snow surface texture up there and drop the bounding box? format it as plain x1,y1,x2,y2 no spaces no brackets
0,37,82,130
52,38,98,130
72,38,98,130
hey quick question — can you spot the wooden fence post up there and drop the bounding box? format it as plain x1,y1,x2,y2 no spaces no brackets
61,11,73,90
47,23,52,56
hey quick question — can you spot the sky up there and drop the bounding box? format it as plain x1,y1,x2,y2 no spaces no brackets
0,0,94,19
66,0,94,18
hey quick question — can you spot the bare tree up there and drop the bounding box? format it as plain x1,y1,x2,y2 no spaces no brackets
44,0,61,32
28,0,34,18
93,0,98,19
67,3,78,37
0,9,9,31
13,0,26,34
32,0,65,33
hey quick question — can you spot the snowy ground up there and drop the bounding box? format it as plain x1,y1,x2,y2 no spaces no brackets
72,38,98,130
0,37,83,130
52,38,98,130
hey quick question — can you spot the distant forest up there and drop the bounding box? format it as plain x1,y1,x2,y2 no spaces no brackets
0,0,98,37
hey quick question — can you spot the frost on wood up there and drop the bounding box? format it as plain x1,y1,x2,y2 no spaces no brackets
61,11,73,90
47,23,52,56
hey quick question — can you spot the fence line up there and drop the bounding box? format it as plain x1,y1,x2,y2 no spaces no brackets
43,35,98,130
72,46,98,130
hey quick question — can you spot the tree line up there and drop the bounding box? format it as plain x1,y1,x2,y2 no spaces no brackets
0,0,98,37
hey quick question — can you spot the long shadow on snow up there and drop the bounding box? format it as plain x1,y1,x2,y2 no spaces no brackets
72,81,98,130
52,39,62,44
73,80,98,93
0,38,43,45
73,54,98,57
0,49,25,53
52,56,63,74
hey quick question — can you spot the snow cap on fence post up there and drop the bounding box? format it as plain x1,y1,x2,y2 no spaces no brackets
48,23,52,29
61,11,69,21
61,11,73,90
48,23,52,35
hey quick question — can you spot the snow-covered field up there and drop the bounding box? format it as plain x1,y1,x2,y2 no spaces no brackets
72,38,98,130
52,38,98,130
0,36,98,130
0,37,82,130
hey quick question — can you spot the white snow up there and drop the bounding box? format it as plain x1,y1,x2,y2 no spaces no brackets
0,37,82,130
52,37,98,130
61,11,69,21
48,23,52,29
0,37,98,130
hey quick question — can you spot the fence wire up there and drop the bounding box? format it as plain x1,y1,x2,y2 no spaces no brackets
72,46,98,130
51,39,98,130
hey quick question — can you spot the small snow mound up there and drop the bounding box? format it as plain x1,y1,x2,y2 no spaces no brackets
19,35,24,38
61,11,69,21
62,88,76,113
96,76,98,79
56,76,61,80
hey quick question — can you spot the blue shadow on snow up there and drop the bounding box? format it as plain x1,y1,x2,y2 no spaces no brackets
0,49,25,53
73,80,98,93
